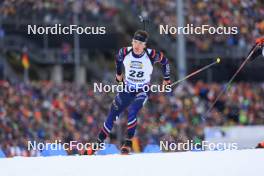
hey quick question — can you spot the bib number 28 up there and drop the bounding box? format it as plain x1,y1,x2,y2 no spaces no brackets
129,70,144,78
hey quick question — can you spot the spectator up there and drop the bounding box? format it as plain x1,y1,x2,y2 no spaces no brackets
0,80,263,157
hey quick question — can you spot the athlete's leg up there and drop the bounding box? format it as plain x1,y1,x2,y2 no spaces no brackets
98,91,134,142
120,92,148,154
126,92,148,139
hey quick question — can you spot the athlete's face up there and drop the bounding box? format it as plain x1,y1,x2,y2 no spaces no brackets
132,39,146,55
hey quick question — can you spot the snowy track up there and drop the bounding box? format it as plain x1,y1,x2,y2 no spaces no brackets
1,149,263,176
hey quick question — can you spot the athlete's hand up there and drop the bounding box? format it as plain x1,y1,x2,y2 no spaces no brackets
115,74,123,83
162,80,171,86
162,80,172,93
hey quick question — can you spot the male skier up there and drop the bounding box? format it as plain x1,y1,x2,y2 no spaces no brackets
95,30,171,154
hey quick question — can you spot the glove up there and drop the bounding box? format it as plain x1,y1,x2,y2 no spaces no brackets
162,79,171,85
255,37,264,45
162,80,172,93
115,74,123,84
249,38,264,61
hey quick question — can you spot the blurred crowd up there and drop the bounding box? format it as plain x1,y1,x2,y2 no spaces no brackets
126,0,264,50
1,0,264,157
0,0,118,23
0,80,263,157
1,0,264,51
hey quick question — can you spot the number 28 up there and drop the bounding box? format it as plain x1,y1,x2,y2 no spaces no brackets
129,70,144,78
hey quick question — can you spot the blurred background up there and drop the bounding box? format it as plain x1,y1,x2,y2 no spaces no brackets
0,0,264,157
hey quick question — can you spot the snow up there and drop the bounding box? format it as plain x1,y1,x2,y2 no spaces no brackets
0,149,263,176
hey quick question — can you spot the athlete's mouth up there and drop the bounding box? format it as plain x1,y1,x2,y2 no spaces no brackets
134,48,141,53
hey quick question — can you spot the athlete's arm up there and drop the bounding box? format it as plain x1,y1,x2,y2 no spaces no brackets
115,48,126,82
150,49,171,84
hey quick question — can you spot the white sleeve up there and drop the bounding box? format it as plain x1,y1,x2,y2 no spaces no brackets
262,47,264,57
